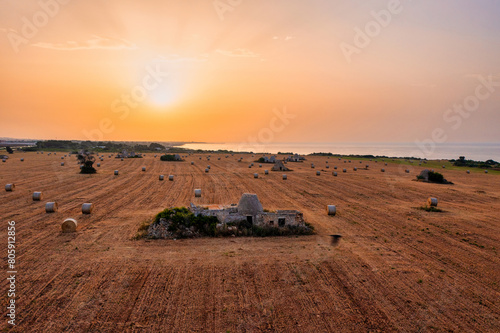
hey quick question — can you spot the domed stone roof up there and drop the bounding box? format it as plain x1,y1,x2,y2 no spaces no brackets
237,193,263,215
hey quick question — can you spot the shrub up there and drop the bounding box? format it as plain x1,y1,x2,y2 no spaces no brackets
428,171,444,183
78,150,97,174
160,154,177,161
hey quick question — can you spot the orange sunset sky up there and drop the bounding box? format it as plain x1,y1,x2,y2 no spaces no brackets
1,0,499,143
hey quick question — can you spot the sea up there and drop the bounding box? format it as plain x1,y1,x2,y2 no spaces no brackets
177,142,500,162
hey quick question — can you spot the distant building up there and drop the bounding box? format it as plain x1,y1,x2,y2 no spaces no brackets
286,153,304,162
271,160,290,171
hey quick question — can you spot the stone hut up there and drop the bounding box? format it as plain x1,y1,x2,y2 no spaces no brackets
272,160,290,171
190,193,305,228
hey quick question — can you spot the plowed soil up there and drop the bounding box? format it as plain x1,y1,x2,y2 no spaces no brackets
1,152,499,332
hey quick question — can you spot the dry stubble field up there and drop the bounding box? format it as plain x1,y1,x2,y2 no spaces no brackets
0,152,499,332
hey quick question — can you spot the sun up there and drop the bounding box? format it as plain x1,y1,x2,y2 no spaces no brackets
148,86,176,107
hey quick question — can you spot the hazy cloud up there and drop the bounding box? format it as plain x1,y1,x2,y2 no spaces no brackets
216,48,259,58
156,54,209,62
32,36,137,51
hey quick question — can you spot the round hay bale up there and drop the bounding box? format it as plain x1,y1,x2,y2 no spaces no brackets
326,205,336,216
259,164,262,167
169,175,174,181
248,164,252,168
353,167,357,171
21,158,24,162
61,156,64,159
61,218,77,233
205,168,209,173
381,168,385,172
61,162,65,166
485,170,488,173
82,203,94,214
311,164,315,168
121,158,124,161
254,173,258,178
5,184,15,192
2,159,6,162
385,163,388,166
191,161,194,165
326,165,330,169
33,191,43,201
264,170,269,175
158,175,165,181
114,170,119,176
45,202,58,213
316,171,320,176
97,163,101,167
207,165,211,169
142,167,146,172
442,165,445,168
466,170,470,174
194,189,202,197
343,169,346,173
428,197,438,207
282,174,287,180
333,172,338,176
405,169,409,173
334,166,337,170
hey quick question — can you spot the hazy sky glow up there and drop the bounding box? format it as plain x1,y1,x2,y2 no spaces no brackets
1,0,499,143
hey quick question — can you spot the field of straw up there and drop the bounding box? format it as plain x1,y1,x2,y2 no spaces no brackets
1,152,499,332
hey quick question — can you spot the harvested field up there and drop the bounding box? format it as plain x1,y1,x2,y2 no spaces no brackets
1,152,499,332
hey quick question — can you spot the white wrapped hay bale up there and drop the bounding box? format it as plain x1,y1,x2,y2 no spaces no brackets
343,169,347,173
114,170,119,176
20,158,24,162
159,175,164,181
427,197,438,207
61,162,65,166
142,167,146,171
282,174,287,180
61,218,77,233
194,189,202,197
5,184,15,192
191,161,194,165
405,169,409,173
205,168,209,173
169,175,174,181
97,163,100,167
333,172,338,176
254,173,258,178
33,191,43,201
82,203,94,214
326,205,336,216
353,167,357,171
45,202,58,213
466,170,470,174
316,171,320,176
381,168,385,172
264,170,269,175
